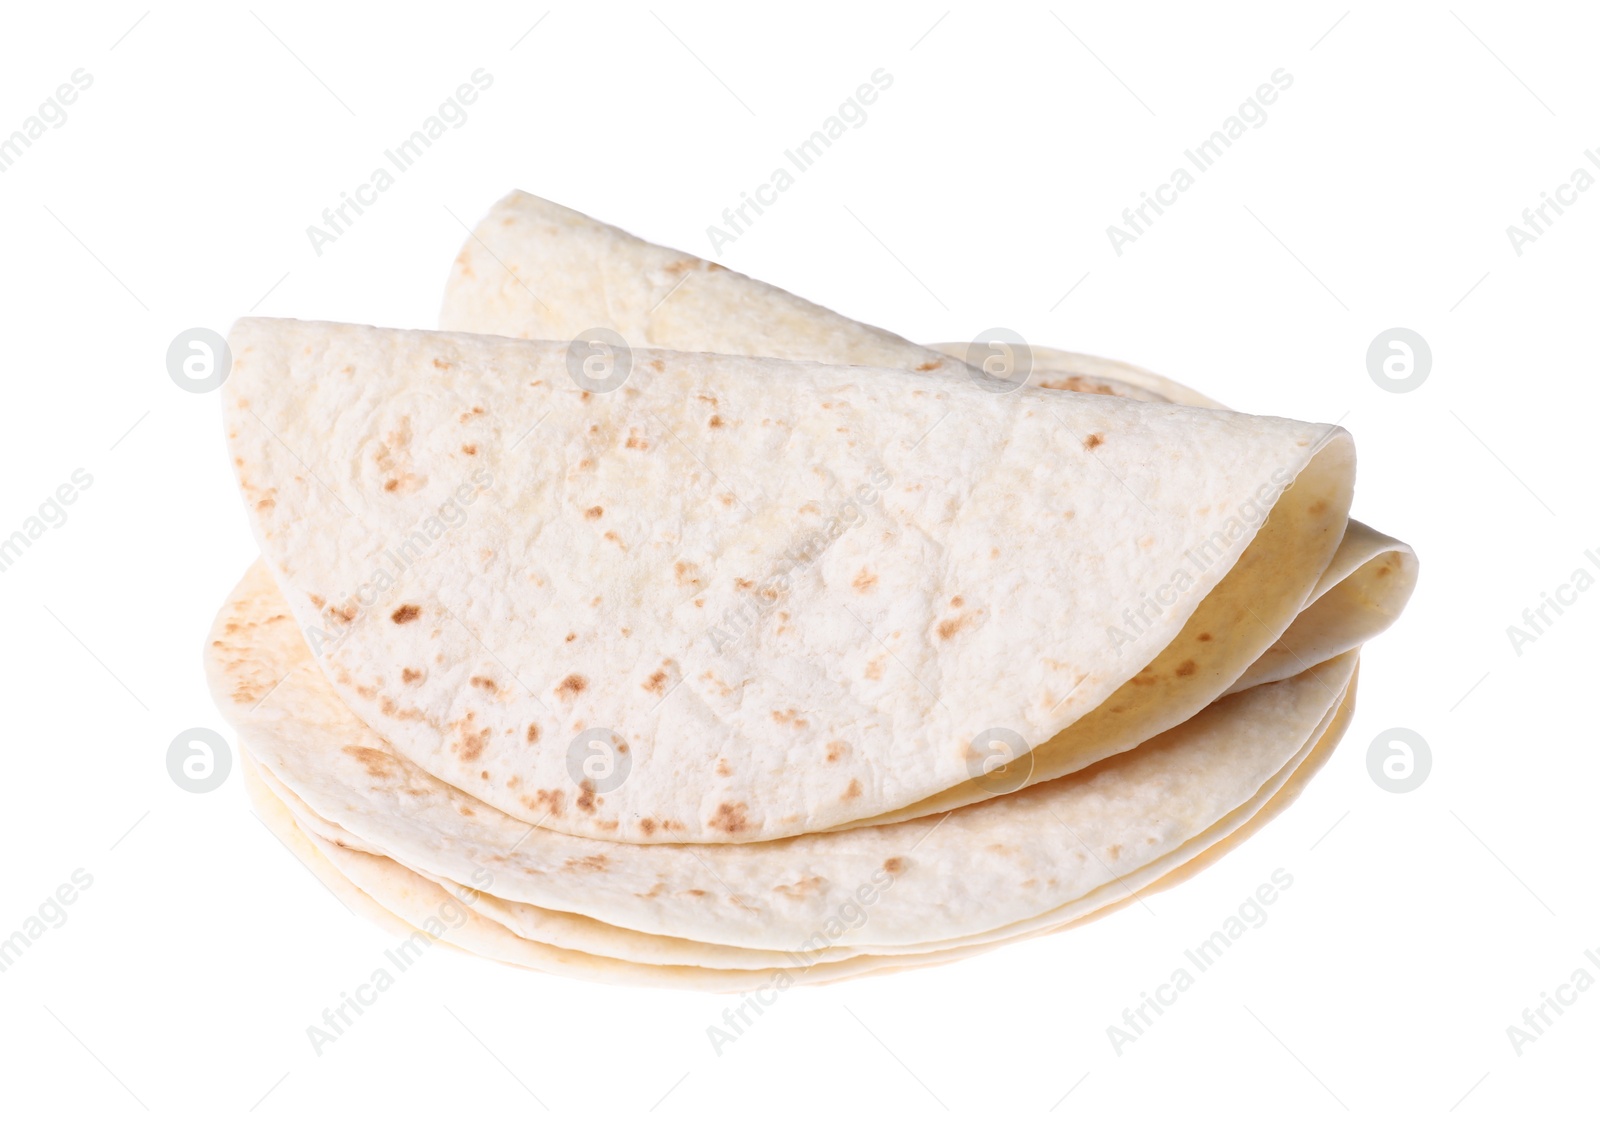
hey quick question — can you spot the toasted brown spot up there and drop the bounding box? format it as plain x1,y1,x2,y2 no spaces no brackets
708,415,724,428
950,595,964,607
402,667,424,683
937,614,973,640
341,745,393,778
1084,433,1105,450
915,360,939,371
1107,843,1122,860
883,857,906,875
520,789,565,816
841,778,862,801
575,782,597,814
644,670,669,694
391,604,420,624
774,875,825,899
864,656,885,681
625,432,650,450
565,632,576,642
709,802,750,834
563,854,609,873
384,479,399,491
639,818,656,836
556,673,588,700
584,505,603,520
462,443,477,455
1197,633,1213,643
470,675,497,692
452,720,491,762
1175,659,1198,677
825,741,850,763
852,568,878,594
1309,499,1328,515
715,757,732,776
525,723,541,744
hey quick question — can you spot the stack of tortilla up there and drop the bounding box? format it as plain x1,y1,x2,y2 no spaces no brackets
206,192,1415,990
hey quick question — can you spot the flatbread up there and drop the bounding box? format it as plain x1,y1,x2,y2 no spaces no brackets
209,558,1355,951
223,318,1353,842
237,664,1356,989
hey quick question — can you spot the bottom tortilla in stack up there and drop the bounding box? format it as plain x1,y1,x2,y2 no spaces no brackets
213,560,1363,991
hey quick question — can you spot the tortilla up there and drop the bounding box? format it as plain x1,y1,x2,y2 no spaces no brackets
209,558,1355,951
223,318,1353,842
236,660,1356,989
438,192,1413,710
442,191,1200,410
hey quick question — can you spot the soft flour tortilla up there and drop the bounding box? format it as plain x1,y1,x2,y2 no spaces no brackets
442,192,1208,407
435,190,1412,775
441,191,951,371
248,644,1347,968
224,318,1353,842
440,193,1414,688
1230,519,1415,694
209,558,1355,952
238,665,1356,990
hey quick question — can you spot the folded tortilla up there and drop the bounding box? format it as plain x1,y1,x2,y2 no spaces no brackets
223,318,1353,842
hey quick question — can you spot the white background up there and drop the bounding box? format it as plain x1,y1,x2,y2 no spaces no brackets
0,2,1594,1119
